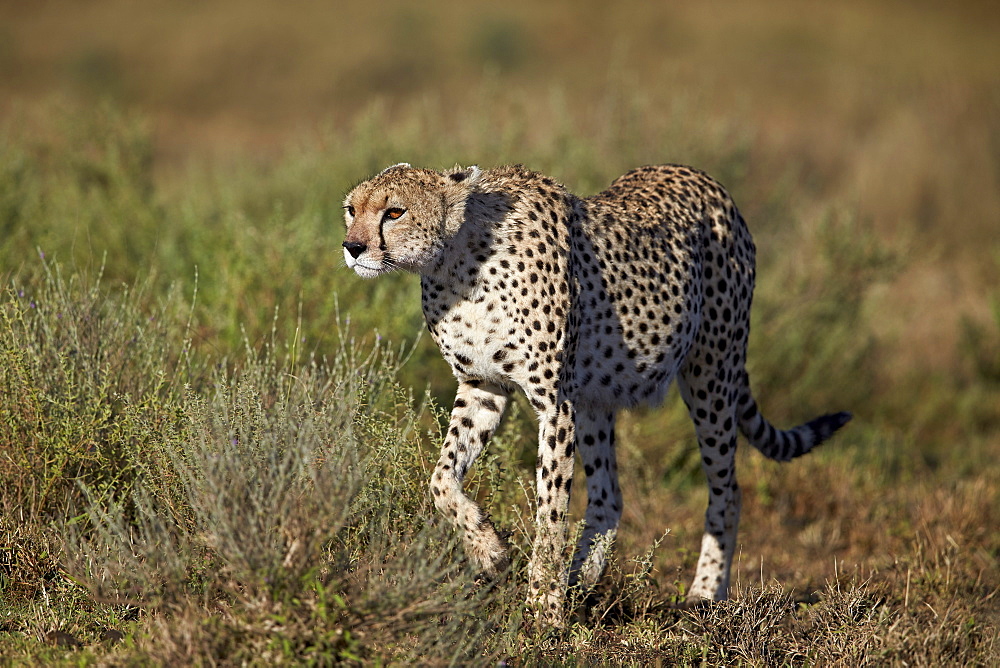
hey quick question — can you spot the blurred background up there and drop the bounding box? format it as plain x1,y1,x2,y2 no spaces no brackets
2,0,998,458
3,0,998,347
1,2,999,653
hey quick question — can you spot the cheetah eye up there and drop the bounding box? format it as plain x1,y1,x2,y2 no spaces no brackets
384,207,406,221
344,205,356,217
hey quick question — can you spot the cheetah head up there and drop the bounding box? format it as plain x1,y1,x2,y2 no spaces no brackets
342,163,482,278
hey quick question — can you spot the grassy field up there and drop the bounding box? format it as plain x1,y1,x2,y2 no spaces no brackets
1,1,999,665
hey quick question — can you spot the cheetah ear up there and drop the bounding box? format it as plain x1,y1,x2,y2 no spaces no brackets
444,165,482,187
379,162,411,175
440,165,482,235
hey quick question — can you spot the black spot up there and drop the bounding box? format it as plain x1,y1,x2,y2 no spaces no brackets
480,397,501,412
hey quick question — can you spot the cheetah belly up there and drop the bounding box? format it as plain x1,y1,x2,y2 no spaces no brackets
573,287,700,410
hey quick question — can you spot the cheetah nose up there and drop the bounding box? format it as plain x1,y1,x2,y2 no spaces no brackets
343,240,367,259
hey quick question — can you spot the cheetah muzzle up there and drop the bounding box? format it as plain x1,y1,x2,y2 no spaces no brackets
342,162,851,626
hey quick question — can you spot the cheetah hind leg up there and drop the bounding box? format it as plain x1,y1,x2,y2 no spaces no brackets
676,372,743,602
568,409,622,592
676,367,852,603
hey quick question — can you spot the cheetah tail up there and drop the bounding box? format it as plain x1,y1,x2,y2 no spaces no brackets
737,390,852,462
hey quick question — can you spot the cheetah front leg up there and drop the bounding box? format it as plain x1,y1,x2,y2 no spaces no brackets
526,394,577,625
430,381,510,577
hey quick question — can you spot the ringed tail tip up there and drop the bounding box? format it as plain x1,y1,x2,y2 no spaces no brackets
807,411,853,446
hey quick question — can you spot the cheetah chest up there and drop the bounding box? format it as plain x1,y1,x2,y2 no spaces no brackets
420,246,574,393
421,281,526,385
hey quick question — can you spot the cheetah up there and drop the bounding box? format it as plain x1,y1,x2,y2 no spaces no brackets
342,162,851,624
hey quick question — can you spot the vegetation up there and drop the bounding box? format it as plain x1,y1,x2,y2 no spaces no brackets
1,1,998,664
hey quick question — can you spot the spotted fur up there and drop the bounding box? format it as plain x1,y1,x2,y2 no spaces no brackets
342,163,851,624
